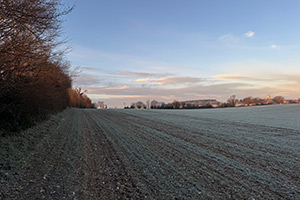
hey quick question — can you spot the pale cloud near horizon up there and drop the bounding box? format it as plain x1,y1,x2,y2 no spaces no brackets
106,86,129,90
156,77,203,85
120,71,174,78
135,77,203,85
245,31,255,38
214,74,245,79
136,78,150,82
221,60,300,75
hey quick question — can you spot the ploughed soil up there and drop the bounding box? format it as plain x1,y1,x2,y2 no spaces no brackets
1,108,299,199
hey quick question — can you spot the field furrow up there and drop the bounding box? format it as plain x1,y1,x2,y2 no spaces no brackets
1,105,299,199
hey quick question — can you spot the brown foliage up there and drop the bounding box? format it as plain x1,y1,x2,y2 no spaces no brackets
242,96,253,106
68,88,93,108
273,96,285,104
0,0,74,131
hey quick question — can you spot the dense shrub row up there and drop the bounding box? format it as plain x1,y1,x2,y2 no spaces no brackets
0,0,91,131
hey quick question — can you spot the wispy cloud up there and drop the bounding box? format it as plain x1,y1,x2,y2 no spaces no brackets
271,44,279,49
106,86,129,90
245,31,255,38
119,71,173,78
214,74,245,79
89,94,147,100
68,45,182,74
219,34,240,46
219,31,255,46
136,78,150,82
135,76,203,85
223,60,300,75
156,77,203,85
73,73,102,86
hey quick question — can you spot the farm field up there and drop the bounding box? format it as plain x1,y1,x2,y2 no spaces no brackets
1,105,300,199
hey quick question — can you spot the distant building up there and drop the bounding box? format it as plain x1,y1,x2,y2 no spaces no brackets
264,99,274,105
264,95,273,104
180,99,218,107
98,101,105,109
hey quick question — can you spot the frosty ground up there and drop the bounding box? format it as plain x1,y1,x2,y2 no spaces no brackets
1,105,299,199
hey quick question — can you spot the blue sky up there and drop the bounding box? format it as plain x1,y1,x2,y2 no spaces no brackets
61,0,300,107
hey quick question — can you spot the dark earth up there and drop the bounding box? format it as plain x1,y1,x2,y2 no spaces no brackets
1,108,299,199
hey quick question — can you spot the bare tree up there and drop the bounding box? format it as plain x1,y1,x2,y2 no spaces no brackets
0,0,73,89
136,101,145,109
0,0,74,131
181,101,186,109
172,100,180,109
150,100,158,109
227,95,236,107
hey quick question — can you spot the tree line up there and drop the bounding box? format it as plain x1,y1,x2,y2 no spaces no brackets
0,0,92,132
125,95,299,110
125,100,214,109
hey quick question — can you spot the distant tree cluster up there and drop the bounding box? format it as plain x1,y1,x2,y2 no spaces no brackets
231,95,300,107
272,96,285,104
128,101,147,109
238,95,290,106
241,97,264,106
0,0,93,131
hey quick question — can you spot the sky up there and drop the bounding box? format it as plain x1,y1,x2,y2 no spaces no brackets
61,0,300,107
